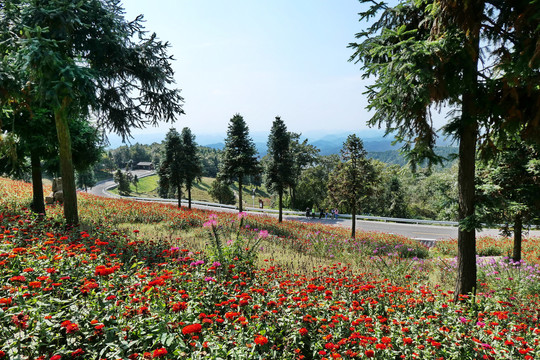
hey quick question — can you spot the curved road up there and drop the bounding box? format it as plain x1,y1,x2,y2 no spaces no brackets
88,171,539,244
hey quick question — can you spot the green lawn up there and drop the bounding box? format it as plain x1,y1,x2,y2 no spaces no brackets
110,175,272,206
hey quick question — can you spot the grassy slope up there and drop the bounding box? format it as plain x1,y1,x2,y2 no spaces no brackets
110,175,272,206
110,175,270,207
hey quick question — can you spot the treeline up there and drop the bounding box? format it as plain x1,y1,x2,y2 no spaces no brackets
98,127,460,222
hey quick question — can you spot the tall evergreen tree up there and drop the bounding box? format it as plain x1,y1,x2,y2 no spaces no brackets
265,117,294,222
0,0,183,224
179,127,202,209
477,139,540,262
160,128,183,208
349,0,539,297
327,135,377,238
113,170,131,196
219,114,260,212
288,133,320,209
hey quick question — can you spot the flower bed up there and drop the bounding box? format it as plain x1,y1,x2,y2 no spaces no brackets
1,178,539,359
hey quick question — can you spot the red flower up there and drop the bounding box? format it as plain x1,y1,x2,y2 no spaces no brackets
299,327,308,336
182,323,202,335
403,337,413,345
66,323,79,334
50,355,62,360
12,312,29,329
29,281,41,288
0,351,5,358
152,348,167,358
172,301,188,312
9,275,26,282
95,265,115,276
71,349,84,357
365,350,375,358
254,335,268,345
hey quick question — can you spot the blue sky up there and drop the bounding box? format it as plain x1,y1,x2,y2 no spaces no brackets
114,0,384,143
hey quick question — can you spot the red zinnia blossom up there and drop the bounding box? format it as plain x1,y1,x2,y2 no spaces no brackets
172,302,188,312
152,348,167,358
365,350,375,358
182,323,202,335
50,355,62,360
148,277,165,287
71,349,84,357
29,281,41,288
66,323,79,333
95,265,115,276
403,337,413,345
254,335,269,345
0,297,12,306
299,327,308,336
12,312,29,329
0,350,5,358
9,275,26,282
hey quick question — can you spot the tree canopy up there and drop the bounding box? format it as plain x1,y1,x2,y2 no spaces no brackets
0,0,184,223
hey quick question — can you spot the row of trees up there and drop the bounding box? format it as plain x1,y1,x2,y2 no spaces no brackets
0,0,183,224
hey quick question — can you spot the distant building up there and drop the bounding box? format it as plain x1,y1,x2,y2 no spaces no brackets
136,162,154,170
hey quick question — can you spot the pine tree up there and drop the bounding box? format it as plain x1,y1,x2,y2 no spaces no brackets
219,114,260,212
327,135,377,238
113,170,131,196
160,128,184,208
179,128,202,209
265,117,294,222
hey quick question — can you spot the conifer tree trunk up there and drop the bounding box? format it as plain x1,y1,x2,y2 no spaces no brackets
188,187,192,209
351,206,356,239
455,119,477,299
238,177,243,212
455,28,480,298
55,97,78,224
177,184,182,208
513,213,522,263
278,190,283,223
30,149,45,215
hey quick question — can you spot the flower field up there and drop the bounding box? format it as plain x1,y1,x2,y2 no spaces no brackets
1,177,540,359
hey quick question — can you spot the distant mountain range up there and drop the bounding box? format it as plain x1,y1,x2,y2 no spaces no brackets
201,132,455,158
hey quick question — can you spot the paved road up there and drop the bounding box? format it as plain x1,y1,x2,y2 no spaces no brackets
88,172,540,243
89,169,155,198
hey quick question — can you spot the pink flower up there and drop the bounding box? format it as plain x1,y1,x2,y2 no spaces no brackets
258,230,269,238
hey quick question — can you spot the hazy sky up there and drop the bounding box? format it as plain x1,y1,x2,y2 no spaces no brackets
116,0,384,141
